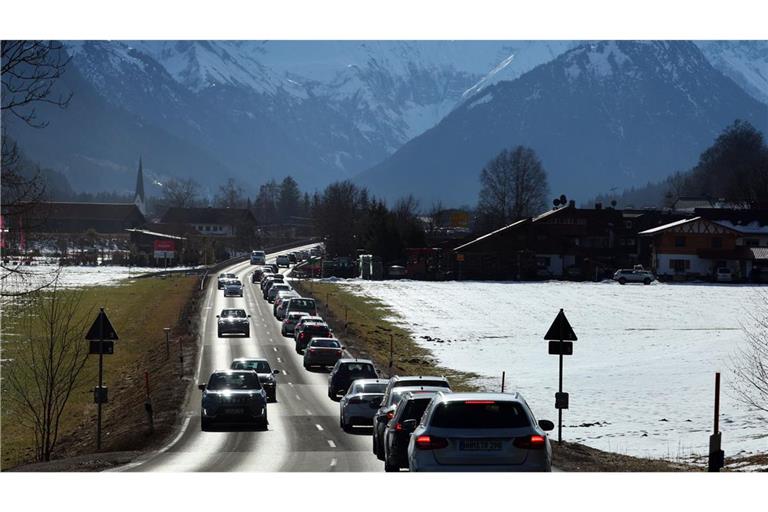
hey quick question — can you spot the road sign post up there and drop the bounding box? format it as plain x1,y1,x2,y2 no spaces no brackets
708,372,725,472
85,307,119,451
544,308,577,445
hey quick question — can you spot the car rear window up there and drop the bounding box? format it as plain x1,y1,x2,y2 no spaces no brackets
207,373,262,391
393,379,448,389
290,299,316,308
306,325,330,334
221,310,246,318
430,401,530,429
340,363,376,375
231,360,272,373
354,382,387,394
310,339,340,348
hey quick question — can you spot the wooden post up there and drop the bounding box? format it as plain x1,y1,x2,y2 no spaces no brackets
501,371,506,393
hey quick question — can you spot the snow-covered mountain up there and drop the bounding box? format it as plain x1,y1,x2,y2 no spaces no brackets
355,41,768,206
6,40,766,199
696,41,768,104
14,40,573,194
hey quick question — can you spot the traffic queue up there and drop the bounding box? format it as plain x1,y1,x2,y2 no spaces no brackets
200,248,554,472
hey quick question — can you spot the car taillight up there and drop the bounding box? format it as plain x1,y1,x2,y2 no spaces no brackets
415,435,448,450
309,348,316,353
395,422,403,431
299,333,305,339
513,434,547,449
464,400,495,404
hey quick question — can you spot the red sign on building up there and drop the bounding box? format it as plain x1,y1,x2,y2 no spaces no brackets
154,239,176,251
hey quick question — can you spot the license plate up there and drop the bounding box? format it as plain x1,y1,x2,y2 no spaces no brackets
460,439,502,451
223,408,244,415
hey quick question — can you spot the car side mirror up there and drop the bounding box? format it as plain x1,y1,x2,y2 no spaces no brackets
216,315,220,318
198,384,206,391
401,419,417,431
248,314,252,318
539,419,555,431
273,369,280,375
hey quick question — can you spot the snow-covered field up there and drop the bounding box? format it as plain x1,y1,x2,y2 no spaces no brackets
1,264,198,297
332,278,768,464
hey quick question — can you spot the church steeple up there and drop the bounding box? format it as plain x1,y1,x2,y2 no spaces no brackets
134,157,146,215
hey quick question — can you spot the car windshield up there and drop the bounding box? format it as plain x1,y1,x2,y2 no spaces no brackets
430,401,530,429
227,281,242,287
221,310,246,318
207,373,262,390
310,339,340,348
231,360,272,373
353,382,387,394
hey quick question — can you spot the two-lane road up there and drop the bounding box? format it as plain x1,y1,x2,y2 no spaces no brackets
120,247,382,472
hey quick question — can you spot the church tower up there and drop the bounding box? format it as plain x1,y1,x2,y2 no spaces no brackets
134,157,146,216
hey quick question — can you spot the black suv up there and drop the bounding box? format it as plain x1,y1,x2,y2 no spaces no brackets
217,309,250,337
327,359,378,401
230,358,280,402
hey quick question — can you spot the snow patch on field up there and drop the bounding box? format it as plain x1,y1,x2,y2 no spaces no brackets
1,264,197,297
333,279,768,462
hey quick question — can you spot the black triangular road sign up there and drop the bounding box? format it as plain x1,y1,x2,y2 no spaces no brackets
544,309,577,341
85,309,119,341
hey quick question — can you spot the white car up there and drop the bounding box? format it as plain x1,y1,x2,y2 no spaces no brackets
715,267,733,282
613,268,655,285
276,254,291,267
339,378,389,432
407,392,554,472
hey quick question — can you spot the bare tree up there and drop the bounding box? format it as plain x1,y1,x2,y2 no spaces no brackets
476,146,549,231
2,41,72,296
425,200,445,237
2,40,72,128
4,270,92,462
214,178,246,208
161,177,200,208
731,292,768,414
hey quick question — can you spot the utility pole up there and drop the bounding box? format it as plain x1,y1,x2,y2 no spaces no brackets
709,372,725,472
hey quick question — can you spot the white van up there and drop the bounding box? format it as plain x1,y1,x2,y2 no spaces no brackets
250,250,266,265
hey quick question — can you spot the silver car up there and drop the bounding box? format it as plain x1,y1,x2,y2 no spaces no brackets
303,337,344,369
339,378,389,432
224,280,244,297
199,370,268,430
407,392,554,472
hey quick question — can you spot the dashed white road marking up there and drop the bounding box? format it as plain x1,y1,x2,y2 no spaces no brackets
330,458,337,467
315,424,324,431
282,370,287,375
327,440,336,448
288,382,294,387
305,409,312,415
273,347,278,352
276,357,282,363
295,394,301,401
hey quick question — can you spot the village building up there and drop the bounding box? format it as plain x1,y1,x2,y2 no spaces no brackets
452,203,686,281
639,209,768,282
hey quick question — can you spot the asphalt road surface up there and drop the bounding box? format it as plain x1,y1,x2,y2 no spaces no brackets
119,246,382,472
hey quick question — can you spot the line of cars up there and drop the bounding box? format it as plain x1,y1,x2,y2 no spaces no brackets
208,251,555,471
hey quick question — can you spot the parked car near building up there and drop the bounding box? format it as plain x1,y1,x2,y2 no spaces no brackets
715,267,733,282
613,268,655,285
